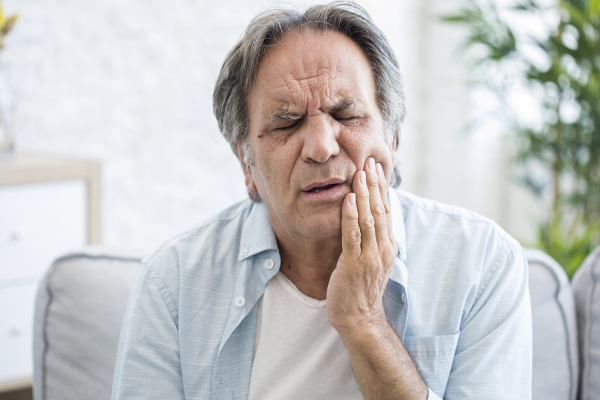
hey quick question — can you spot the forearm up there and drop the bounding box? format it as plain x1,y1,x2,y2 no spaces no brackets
339,321,428,400
330,160,428,399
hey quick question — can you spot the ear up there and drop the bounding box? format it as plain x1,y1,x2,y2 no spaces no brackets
389,131,398,164
234,143,258,195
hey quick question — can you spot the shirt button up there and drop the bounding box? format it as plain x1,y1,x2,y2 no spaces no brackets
264,259,274,270
235,296,245,307
240,248,248,257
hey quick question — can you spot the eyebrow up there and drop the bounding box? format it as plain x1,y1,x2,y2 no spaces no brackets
329,98,355,113
270,98,356,122
272,110,303,121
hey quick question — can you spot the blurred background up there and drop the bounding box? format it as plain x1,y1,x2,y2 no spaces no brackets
0,0,546,251
0,0,599,398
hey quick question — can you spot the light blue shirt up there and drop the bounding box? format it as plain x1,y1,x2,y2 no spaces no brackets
112,189,532,400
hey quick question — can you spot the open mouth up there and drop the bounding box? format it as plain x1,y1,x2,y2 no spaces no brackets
302,178,346,198
307,184,337,193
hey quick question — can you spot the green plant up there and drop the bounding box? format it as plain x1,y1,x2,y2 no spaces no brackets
444,0,600,278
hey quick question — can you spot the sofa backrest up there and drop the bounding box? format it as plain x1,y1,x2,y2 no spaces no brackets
32,246,596,400
33,248,142,400
526,248,579,400
572,246,600,400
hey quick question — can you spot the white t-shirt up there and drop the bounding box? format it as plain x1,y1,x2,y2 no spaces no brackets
247,271,364,400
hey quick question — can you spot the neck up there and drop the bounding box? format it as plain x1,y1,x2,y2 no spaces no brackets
276,234,341,301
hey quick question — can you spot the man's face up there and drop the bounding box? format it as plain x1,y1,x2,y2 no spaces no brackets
240,29,396,240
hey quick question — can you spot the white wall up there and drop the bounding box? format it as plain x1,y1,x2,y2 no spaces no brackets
3,0,538,252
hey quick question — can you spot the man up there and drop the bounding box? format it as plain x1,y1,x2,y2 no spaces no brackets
112,2,532,399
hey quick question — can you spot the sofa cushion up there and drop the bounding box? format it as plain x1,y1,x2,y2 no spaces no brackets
526,248,578,400
572,246,600,400
33,247,143,400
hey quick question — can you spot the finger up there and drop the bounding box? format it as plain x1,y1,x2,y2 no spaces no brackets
353,169,377,247
376,162,395,243
341,193,361,257
365,157,389,247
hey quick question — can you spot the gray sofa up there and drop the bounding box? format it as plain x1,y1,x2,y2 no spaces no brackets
572,248,600,399
32,248,143,400
32,246,600,400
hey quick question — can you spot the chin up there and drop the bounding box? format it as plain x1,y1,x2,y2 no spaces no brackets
299,214,343,238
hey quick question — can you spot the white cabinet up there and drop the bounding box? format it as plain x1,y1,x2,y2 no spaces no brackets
0,180,87,283
0,284,38,383
0,154,101,393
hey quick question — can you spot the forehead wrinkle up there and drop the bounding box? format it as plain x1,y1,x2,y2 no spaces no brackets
280,70,342,113
252,30,377,123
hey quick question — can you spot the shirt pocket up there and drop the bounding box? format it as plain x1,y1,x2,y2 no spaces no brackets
403,333,460,397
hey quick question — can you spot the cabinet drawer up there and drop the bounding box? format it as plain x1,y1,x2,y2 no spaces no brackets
0,180,87,282
0,283,37,382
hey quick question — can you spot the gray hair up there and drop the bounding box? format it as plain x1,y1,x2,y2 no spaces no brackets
213,0,406,201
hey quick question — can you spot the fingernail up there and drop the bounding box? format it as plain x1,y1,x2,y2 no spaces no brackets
349,193,356,207
368,157,375,172
376,163,383,177
359,171,366,186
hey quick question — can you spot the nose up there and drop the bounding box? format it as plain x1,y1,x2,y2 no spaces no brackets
300,115,340,163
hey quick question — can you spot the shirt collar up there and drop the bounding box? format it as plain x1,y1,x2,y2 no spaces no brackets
237,191,407,287
388,189,408,288
238,201,279,261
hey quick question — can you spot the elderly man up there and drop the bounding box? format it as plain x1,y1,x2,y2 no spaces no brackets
112,2,531,399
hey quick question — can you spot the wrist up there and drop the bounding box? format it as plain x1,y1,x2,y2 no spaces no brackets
333,311,390,345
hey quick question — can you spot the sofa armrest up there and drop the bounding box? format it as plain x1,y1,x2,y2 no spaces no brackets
572,246,600,400
33,247,143,400
527,248,578,400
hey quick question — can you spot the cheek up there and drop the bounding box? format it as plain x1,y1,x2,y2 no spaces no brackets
340,131,393,171
340,133,368,161
252,142,296,193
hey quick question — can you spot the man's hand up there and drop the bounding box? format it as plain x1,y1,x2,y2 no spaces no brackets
326,156,397,333
326,157,428,400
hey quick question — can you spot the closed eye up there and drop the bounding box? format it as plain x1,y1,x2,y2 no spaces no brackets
276,120,301,130
334,115,359,122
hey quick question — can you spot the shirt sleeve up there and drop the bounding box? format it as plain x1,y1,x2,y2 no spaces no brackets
443,245,532,399
111,261,185,400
